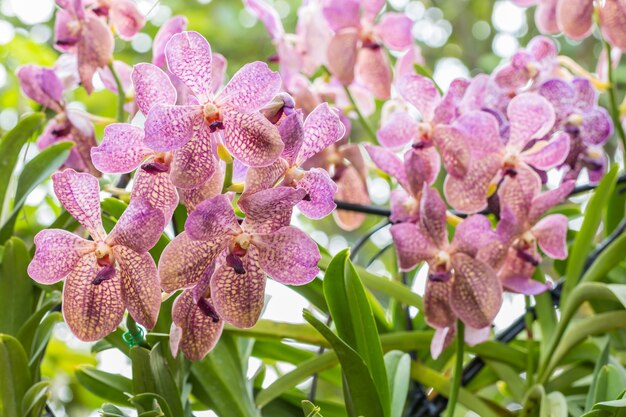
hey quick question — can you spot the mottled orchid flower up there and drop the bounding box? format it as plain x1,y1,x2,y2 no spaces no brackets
27,170,165,341
54,0,114,94
144,31,284,175
439,93,569,213
322,0,414,99
538,78,613,184
17,64,99,176
159,189,320,331
390,187,504,358
91,63,181,220
496,176,574,295
243,103,346,219
365,144,438,224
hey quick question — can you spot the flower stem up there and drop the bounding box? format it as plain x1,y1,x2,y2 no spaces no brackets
524,296,535,389
603,40,626,153
446,320,464,417
342,84,378,143
108,62,126,123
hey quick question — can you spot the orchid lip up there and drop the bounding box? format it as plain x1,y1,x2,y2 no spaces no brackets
226,253,246,274
141,161,170,173
515,247,540,266
92,264,116,285
197,298,220,323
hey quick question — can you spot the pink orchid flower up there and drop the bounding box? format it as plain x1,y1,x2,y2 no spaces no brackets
496,177,574,295
91,0,146,40
159,189,320,330
243,103,346,219
17,64,99,176
322,0,413,99
390,187,504,357
27,169,165,341
144,31,284,173
54,0,114,94
439,93,570,213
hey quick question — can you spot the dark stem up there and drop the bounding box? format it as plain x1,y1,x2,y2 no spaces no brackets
350,220,391,261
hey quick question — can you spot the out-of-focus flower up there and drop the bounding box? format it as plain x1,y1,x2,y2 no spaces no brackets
244,103,345,219
27,170,165,341
17,64,99,175
91,0,146,40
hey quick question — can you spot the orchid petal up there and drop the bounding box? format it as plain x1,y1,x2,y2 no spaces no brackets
397,74,440,122
522,131,570,170
528,180,574,223
600,0,626,50
109,0,145,40
165,31,213,102
239,187,307,234
16,65,64,112
181,164,225,212
244,159,289,195
556,0,594,40
390,223,438,271
327,31,358,86
424,279,456,328
377,111,418,149
403,146,440,194
507,93,555,150
297,103,345,165
533,214,568,259
107,198,166,253
334,166,369,231
132,162,179,221
92,124,150,174
144,104,202,151
132,63,177,115
297,168,338,219
356,46,392,100
420,186,447,247
152,16,187,68
278,111,305,165
501,274,551,295
443,153,502,214
243,0,284,39
170,134,216,189
216,62,281,112
77,15,114,94
581,108,613,146
322,1,360,31
364,144,408,189
185,194,241,242
375,13,413,50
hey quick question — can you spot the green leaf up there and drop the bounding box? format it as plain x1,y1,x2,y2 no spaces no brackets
0,140,73,243
21,381,49,417
0,113,45,215
591,365,626,407
28,311,62,375
129,393,173,417
0,334,31,417
587,341,611,411
384,351,410,417
17,292,62,356
149,344,184,417
100,404,130,417
75,365,133,405
301,400,324,417
323,249,390,415
562,165,619,302
582,233,626,284
304,310,385,417
0,237,36,336
540,392,568,417
191,335,258,417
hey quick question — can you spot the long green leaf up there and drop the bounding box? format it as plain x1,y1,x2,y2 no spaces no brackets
0,237,36,336
587,341,612,411
323,249,390,415
562,165,619,302
28,311,62,376
384,351,410,417
21,381,49,417
0,335,31,417
582,233,626,284
75,366,133,405
0,140,73,243
304,310,385,417
149,344,184,417
0,113,45,214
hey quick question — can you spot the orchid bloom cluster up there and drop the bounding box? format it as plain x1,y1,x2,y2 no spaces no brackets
18,0,618,363
24,9,346,359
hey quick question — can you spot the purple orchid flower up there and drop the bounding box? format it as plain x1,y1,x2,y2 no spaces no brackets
364,144,439,223
27,169,165,341
159,188,320,330
439,93,569,213
90,0,146,41
389,186,504,358
538,78,613,184
243,103,346,219
153,16,188,69
17,64,99,176
143,31,284,174
91,63,181,220
322,0,414,99
54,0,114,94
496,176,575,295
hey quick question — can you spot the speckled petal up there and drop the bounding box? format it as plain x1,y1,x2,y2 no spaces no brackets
239,187,307,234
159,232,226,292
326,31,358,86
92,124,151,173
181,164,225,212
171,289,223,360
216,62,281,112
364,144,408,189
356,46,392,100
16,65,64,112
132,162,179,221
390,223,438,271
211,53,227,94
532,214,568,259
556,0,594,39
278,111,305,165
63,253,124,341
132,63,177,115
528,180,574,223
211,247,266,328
185,194,241,242
334,166,370,231
404,147,440,194
390,189,417,223
297,168,338,219
153,16,187,68
165,31,213,102
432,124,470,178
537,78,575,120
450,253,502,329
375,13,413,50
451,111,503,159
424,279,456,328
252,226,320,285
507,93,555,150
297,103,345,165
107,198,166,253
77,15,114,94
244,159,289,195
110,0,146,40
52,169,106,241
222,108,284,167
443,153,502,214
522,131,570,170
144,104,202,151
114,245,161,329
501,274,551,295
377,111,418,149
397,74,440,122
420,186,447,247
28,229,96,284
581,108,613,146
170,133,216,189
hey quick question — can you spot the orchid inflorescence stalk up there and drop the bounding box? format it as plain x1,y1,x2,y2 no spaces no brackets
18,0,623,384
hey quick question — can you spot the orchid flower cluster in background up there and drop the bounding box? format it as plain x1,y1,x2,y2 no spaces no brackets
13,0,619,368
